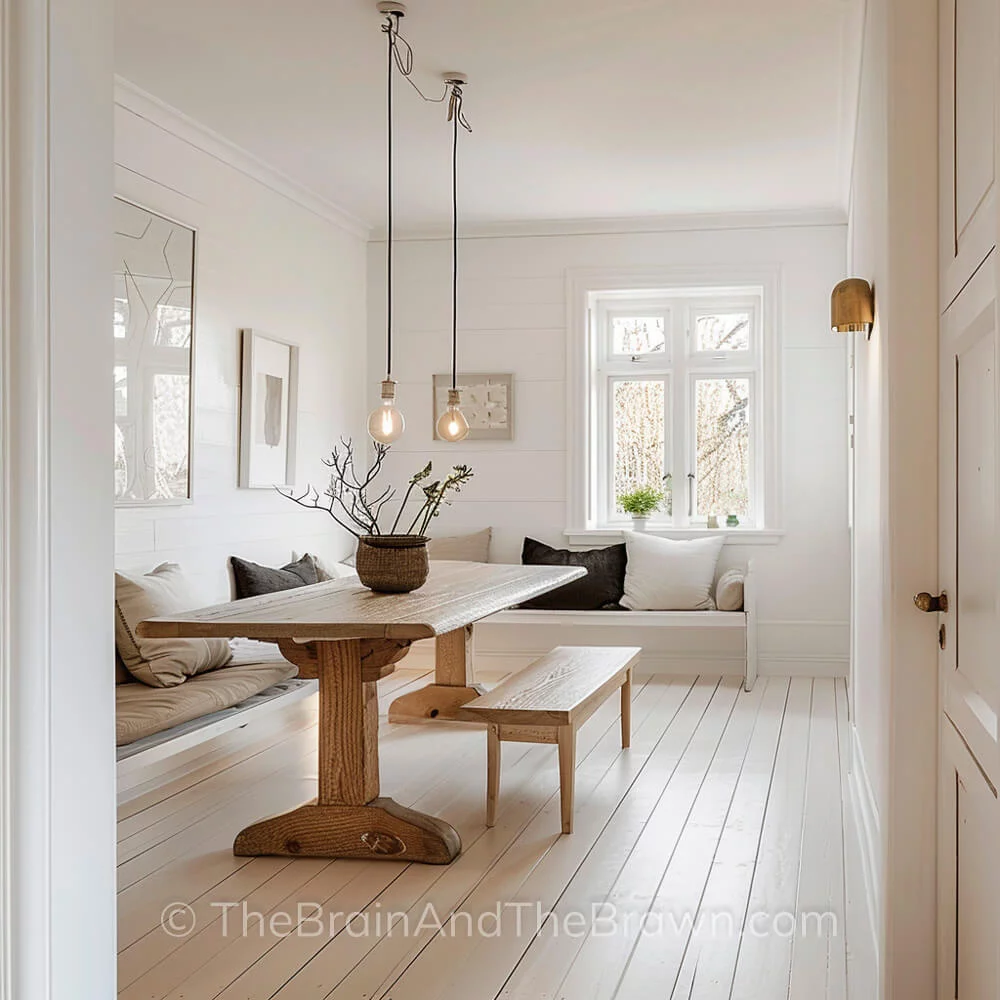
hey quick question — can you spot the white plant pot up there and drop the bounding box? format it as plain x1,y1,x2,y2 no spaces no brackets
631,516,649,532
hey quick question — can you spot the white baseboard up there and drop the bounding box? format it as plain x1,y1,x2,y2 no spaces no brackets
758,656,849,678
848,724,881,979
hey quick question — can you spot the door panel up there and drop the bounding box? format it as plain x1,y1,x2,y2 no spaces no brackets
939,722,999,999
956,310,998,708
941,0,999,305
941,253,1000,780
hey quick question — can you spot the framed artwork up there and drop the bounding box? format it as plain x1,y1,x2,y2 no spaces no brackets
114,197,196,505
239,329,299,488
433,372,514,441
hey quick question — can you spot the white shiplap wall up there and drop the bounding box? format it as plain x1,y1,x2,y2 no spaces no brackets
368,221,851,673
113,97,368,602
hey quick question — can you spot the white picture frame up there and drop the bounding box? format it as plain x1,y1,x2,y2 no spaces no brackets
433,372,514,441
239,328,299,489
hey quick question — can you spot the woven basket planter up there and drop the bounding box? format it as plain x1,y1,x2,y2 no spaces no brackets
355,535,429,593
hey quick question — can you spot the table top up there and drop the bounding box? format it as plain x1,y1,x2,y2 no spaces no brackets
136,561,586,642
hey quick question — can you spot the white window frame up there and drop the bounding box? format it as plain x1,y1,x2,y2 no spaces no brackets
566,266,783,543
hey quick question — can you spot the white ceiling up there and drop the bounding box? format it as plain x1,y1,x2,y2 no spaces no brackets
115,0,864,233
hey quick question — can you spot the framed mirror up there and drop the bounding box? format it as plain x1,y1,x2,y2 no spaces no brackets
114,198,195,504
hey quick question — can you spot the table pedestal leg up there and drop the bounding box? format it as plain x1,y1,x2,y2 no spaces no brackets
234,638,461,864
387,625,485,723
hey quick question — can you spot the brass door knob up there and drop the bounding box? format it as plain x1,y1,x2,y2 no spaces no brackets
914,592,949,613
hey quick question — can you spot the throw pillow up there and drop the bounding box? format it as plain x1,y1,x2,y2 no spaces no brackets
715,568,745,612
519,537,627,610
291,551,358,582
427,527,492,563
621,533,726,611
115,563,232,688
230,554,319,600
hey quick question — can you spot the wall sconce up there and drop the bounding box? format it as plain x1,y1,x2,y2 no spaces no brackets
831,278,875,337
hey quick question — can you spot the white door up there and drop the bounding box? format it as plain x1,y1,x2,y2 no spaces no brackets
936,252,1000,999
937,1,1000,995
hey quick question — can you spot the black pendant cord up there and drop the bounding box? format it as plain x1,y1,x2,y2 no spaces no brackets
451,88,459,390
385,15,396,380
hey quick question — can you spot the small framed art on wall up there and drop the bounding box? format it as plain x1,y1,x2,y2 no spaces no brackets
432,372,514,441
239,328,299,488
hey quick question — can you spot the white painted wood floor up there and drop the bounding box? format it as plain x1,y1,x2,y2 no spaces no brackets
117,670,858,1000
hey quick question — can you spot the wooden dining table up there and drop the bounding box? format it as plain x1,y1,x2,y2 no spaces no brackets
137,561,584,864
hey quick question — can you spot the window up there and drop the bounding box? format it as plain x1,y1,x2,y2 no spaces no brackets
586,286,768,530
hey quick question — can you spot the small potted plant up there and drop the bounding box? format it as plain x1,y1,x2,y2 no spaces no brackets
280,438,473,593
617,484,665,532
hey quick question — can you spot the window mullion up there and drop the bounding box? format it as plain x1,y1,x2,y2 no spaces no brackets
672,306,689,528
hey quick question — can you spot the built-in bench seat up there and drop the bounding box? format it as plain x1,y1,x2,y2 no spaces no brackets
477,562,758,691
464,646,641,833
115,639,316,773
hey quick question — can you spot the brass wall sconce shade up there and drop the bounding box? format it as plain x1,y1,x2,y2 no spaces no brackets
831,278,874,337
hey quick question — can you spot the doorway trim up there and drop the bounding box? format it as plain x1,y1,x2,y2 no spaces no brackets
2,1,117,996
0,0,11,993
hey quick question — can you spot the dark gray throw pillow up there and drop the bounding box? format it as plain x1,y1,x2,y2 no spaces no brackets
230,554,319,600
519,537,627,610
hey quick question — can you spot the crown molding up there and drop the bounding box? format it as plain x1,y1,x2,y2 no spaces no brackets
373,207,849,243
112,77,849,246
114,76,372,240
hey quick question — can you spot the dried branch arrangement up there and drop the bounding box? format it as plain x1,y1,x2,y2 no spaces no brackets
279,438,473,538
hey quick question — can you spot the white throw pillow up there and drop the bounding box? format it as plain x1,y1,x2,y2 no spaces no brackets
621,533,726,611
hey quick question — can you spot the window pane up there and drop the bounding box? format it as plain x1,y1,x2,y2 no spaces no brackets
114,422,133,500
155,302,192,348
613,380,670,515
695,378,750,518
151,373,190,499
612,316,665,355
114,364,128,418
695,312,750,352
114,297,129,339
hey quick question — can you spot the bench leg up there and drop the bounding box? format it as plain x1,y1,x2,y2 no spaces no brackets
557,725,576,834
486,725,501,827
620,668,632,749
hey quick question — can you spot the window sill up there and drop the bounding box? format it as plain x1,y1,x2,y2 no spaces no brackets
564,528,785,547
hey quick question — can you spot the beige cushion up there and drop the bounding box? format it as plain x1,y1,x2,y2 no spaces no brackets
426,527,492,563
115,650,132,686
715,569,745,611
115,563,232,688
115,658,297,745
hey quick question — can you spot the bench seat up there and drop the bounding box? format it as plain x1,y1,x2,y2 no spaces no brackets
465,645,641,833
477,560,758,691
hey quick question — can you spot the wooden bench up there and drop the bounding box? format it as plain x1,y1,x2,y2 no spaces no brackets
463,646,641,834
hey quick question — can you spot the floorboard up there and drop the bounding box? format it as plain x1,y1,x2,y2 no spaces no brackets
118,672,856,1000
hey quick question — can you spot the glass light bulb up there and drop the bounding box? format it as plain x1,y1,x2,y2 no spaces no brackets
367,379,405,444
436,390,470,442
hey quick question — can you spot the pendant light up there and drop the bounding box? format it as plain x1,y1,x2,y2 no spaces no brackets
435,76,471,443
368,2,407,444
